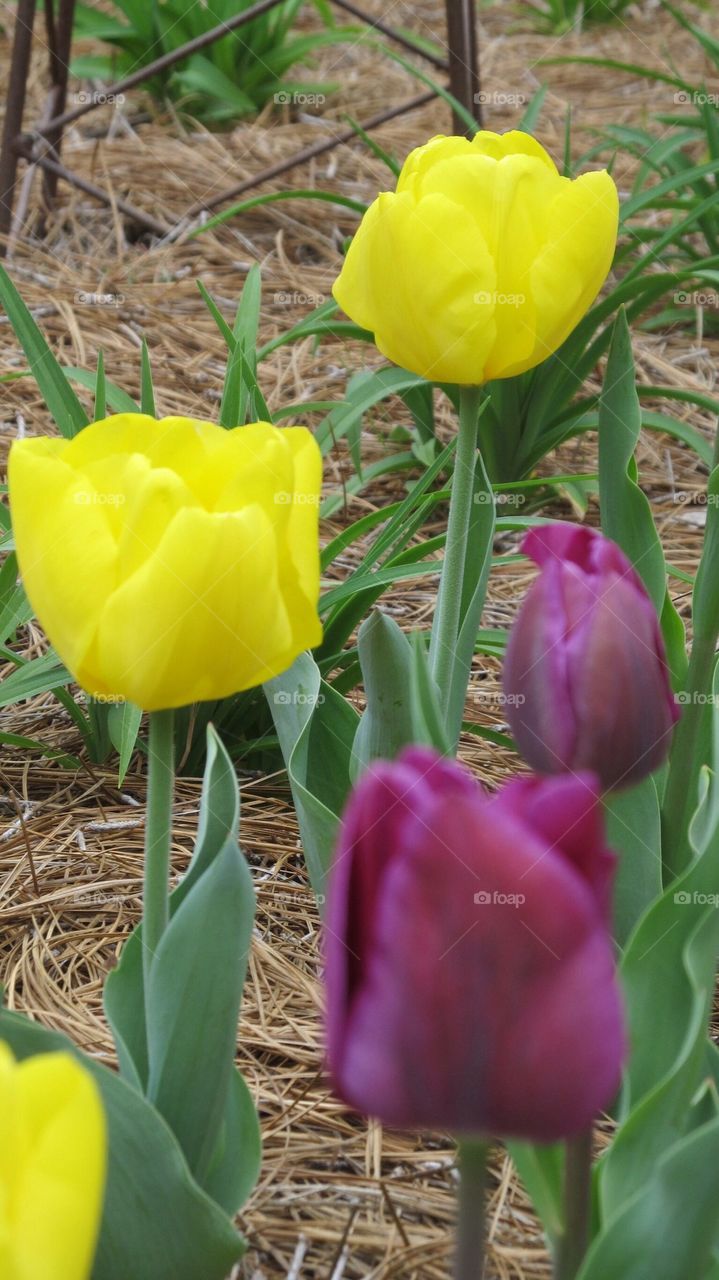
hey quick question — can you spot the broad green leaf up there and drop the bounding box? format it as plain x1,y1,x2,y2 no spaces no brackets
0,1006,245,1280
579,1120,719,1280
509,1141,563,1245
265,652,359,897
605,776,662,946
203,1066,262,1215
0,554,33,643
146,837,256,1189
409,632,451,755
140,341,156,416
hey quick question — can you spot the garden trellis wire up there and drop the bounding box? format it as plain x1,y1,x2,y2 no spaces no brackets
0,0,483,251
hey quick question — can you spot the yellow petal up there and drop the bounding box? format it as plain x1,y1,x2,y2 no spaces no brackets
470,129,559,171
0,1047,106,1280
8,439,118,677
491,168,619,379
91,504,307,708
334,190,498,383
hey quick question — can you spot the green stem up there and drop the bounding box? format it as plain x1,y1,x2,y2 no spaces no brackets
430,385,483,711
556,1129,593,1280
455,1140,489,1280
143,709,175,989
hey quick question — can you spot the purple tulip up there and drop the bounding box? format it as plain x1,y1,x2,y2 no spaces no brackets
503,523,679,792
325,747,625,1142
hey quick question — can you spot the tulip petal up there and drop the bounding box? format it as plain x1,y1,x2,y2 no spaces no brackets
332,788,624,1140
333,190,498,384
518,169,619,374
0,1048,105,1280
8,440,119,678
91,502,309,708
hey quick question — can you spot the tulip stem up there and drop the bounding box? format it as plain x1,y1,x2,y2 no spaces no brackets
455,1139,489,1280
143,709,176,987
431,385,482,722
556,1128,593,1280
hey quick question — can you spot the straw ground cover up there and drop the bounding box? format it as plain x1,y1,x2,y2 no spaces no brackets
1,0,718,1274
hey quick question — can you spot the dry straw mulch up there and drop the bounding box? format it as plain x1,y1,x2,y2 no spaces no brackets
0,0,718,1274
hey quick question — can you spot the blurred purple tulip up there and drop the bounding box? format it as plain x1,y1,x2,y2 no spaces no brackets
503,523,679,792
325,747,625,1142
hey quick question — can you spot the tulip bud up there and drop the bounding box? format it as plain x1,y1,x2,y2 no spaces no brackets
333,131,618,385
8,415,322,710
503,524,679,791
0,1043,106,1279
325,747,625,1142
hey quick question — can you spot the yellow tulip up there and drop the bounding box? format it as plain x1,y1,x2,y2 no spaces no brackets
333,130,619,385
0,1044,106,1280
9,415,323,710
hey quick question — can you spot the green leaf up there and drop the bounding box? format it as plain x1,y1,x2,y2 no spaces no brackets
140,341,156,416
579,1120,719,1280
95,350,107,420
409,632,451,755
203,1066,262,1215
0,1006,245,1280
351,611,415,780
0,650,71,706
0,264,89,437
107,701,143,786
605,776,663,946
146,836,256,1190
265,652,359,897
509,1141,563,1244
0,554,33,644
64,367,140,414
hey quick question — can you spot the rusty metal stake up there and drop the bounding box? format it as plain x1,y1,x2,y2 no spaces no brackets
0,0,37,250
445,0,482,133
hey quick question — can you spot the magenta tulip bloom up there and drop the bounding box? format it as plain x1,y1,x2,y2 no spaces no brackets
325,747,625,1142
503,523,679,792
